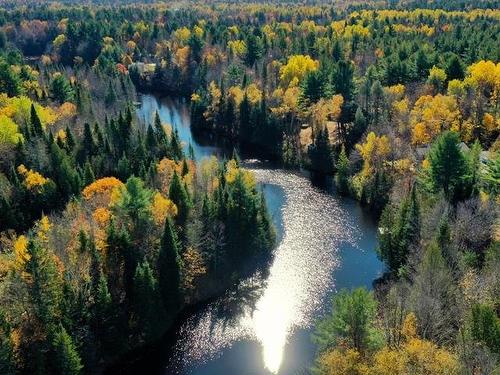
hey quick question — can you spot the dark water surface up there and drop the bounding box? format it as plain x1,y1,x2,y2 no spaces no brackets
136,94,383,375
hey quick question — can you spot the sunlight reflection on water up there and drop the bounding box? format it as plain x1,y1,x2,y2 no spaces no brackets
169,163,359,374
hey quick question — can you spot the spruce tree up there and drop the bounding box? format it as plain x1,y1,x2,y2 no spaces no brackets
52,326,83,375
169,171,191,227
308,127,333,174
170,127,183,161
0,310,15,375
25,239,63,331
377,186,420,273
82,161,95,186
31,104,44,136
335,145,350,195
132,260,165,341
428,131,467,202
158,218,182,317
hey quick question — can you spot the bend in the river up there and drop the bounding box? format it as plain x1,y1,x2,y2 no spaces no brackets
136,94,383,375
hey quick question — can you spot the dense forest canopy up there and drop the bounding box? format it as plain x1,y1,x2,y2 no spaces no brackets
0,0,498,374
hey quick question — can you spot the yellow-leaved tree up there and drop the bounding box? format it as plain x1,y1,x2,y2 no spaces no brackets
410,94,460,145
279,55,319,88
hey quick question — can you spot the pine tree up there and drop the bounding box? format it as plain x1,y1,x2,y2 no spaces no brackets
169,171,191,227
65,126,75,151
308,127,334,174
25,239,63,331
239,93,251,143
82,161,95,186
31,104,44,136
0,310,15,375
158,218,182,318
377,186,420,273
52,326,83,375
132,260,166,341
428,131,468,202
104,81,117,107
335,145,350,195
181,159,189,176
170,127,183,161
446,54,465,81
347,107,367,147
470,304,500,354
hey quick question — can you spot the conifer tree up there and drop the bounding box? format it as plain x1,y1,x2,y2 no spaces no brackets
132,260,165,341
31,104,44,136
170,127,183,161
428,131,467,202
52,326,83,375
82,161,95,186
169,171,191,227
335,145,350,195
158,218,182,317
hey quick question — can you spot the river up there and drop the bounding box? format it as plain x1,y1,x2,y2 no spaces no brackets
136,94,383,375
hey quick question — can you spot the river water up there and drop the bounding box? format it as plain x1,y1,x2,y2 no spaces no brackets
136,94,383,375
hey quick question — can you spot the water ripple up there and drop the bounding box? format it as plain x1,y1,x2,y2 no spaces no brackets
169,166,359,374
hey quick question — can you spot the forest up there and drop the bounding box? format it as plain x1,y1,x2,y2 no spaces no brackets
0,0,498,374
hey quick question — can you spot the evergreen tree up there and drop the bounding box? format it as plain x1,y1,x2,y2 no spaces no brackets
132,260,166,341
300,70,325,104
50,74,74,104
244,33,262,67
169,171,191,227
308,127,334,174
0,58,22,97
170,127,183,161
82,161,95,186
158,218,182,318
0,310,15,375
31,104,44,136
239,93,251,143
65,126,75,151
25,239,63,331
470,304,500,354
104,81,117,107
347,107,367,147
52,326,83,375
446,54,465,81
313,287,380,354
378,186,420,273
428,131,468,202
335,145,350,195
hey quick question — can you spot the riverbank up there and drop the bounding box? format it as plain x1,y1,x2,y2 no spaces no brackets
115,94,384,374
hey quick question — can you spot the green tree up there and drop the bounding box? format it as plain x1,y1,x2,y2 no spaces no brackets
52,326,83,375
378,186,420,273
428,131,468,202
308,127,334,174
446,54,465,81
31,104,44,136
0,310,15,375
25,240,63,330
170,127,183,161
50,74,74,104
470,304,500,354
0,59,22,97
158,218,182,317
132,260,166,341
169,171,191,227
335,145,350,195
482,152,500,196
244,33,262,67
313,287,381,354
115,176,153,231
